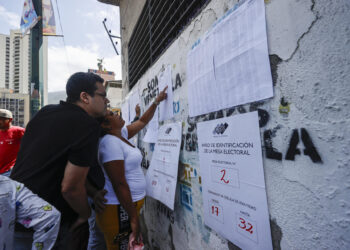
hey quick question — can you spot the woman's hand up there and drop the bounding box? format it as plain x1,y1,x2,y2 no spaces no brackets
130,217,142,244
155,86,168,103
126,86,168,138
129,231,144,249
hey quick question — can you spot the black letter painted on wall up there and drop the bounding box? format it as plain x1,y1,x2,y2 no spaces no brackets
264,130,282,160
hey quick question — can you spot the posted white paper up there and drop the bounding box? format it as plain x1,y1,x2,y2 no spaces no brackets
187,0,273,117
158,66,174,121
197,112,272,250
142,103,159,143
121,101,129,126
129,90,140,124
146,122,182,210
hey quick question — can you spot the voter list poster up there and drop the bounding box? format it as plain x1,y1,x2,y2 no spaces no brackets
146,122,182,210
197,112,272,250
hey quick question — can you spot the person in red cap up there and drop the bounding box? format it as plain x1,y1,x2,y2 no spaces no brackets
0,108,25,177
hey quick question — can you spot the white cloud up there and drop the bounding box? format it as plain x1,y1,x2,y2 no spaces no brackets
81,9,120,32
0,5,21,29
48,44,122,92
81,10,108,21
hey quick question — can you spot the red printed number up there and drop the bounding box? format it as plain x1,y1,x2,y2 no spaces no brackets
220,169,229,184
238,218,253,234
211,206,219,216
152,180,157,186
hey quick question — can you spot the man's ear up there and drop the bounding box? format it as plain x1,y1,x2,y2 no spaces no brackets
8,118,13,123
80,92,90,104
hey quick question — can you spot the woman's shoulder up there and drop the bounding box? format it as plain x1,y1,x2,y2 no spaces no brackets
99,134,123,147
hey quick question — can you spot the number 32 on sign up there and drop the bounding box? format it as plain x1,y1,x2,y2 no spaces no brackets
236,214,258,243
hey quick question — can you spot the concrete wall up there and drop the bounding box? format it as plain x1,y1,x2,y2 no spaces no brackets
118,0,350,249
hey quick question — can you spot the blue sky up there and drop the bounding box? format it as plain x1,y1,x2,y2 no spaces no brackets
0,0,121,92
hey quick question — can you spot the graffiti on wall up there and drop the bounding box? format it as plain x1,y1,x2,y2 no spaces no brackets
178,99,322,163
156,201,174,224
141,71,322,175
284,128,322,163
140,147,150,169
279,97,290,117
173,73,182,91
143,76,159,107
179,163,194,186
224,101,322,163
180,183,193,211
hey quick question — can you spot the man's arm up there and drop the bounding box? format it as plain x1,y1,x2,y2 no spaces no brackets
61,161,91,220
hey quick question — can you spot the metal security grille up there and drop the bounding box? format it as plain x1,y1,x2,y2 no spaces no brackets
128,0,210,89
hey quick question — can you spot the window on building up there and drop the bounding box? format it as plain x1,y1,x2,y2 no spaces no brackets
128,0,210,89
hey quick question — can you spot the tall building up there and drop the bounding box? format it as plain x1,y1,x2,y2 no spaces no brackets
0,29,48,126
8,29,31,94
0,34,10,89
0,88,30,127
0,29,48,105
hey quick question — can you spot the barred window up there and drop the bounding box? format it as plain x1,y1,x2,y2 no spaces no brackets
128,0,210,89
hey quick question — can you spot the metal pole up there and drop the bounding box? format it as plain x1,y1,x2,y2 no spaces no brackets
30,0,43,118
102,18,120,55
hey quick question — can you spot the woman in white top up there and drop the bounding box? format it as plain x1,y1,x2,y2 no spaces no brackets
96,87,167,250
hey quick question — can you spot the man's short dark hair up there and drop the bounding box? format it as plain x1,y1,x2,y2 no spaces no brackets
66,72,104,103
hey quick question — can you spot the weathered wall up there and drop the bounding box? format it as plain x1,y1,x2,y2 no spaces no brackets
119,0,350,249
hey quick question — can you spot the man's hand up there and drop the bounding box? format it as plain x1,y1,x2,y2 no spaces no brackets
156,86,168,103
93,189,107,214
135,104,141,117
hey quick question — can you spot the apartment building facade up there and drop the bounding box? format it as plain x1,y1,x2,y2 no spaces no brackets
0,29,48,126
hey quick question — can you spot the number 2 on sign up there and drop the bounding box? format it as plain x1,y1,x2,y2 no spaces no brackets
220,169,229,184
238,217,253,234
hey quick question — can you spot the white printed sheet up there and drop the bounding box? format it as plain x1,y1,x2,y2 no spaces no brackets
187,0,273,117
143,104,159,143
158,65,174,121
145,122,182,210
128,89,141,124
121,101,129,126
197,111,272,250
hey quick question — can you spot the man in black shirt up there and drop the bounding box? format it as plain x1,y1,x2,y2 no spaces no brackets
11,72,109,249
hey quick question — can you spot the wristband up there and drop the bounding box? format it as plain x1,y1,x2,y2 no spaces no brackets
153,99,160,106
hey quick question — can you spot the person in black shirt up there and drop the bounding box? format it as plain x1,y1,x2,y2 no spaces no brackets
11,72,109,249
